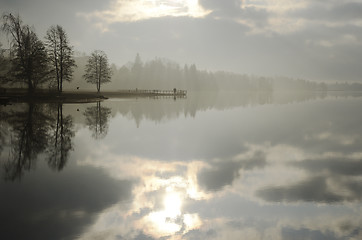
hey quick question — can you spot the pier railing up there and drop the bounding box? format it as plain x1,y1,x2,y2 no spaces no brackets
116,89,187,96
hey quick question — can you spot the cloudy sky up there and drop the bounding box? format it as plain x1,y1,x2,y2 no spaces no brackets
1,0,362,82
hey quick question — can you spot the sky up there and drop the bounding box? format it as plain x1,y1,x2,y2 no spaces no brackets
1,0,362,82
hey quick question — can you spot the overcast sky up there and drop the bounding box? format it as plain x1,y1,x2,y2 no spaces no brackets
1,0,362,82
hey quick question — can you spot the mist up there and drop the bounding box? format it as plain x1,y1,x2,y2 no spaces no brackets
1,0,362,82
1,2,362,240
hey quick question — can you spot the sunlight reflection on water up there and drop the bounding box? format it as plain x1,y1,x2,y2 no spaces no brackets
1,92,362,240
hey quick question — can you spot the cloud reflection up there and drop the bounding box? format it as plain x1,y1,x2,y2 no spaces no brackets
73,95,362,239
77,154,208,239
75,144,362,239
197,150,267,191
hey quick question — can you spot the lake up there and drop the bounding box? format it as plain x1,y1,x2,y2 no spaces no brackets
1,91,361,240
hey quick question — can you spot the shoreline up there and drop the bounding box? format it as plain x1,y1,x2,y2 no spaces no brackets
0,91,107,104
0,89,187,105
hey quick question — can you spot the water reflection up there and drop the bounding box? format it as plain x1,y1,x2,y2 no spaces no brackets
75,93,362,240
47,103,74,171
77,157,207,240
102,91,330,127
142,184,201,237
0,103,74,180
1,92,362,240
2,103,51,180
84,101,112,139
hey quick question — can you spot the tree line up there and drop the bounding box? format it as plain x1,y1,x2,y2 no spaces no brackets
104,54,327,92
0,13,112,93
2,13,360,94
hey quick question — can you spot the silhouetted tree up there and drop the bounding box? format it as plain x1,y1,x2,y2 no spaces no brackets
45,25,76,92
83,50,112,92
0,42,3,57
47,103,74,171
0,42,5,70
1,13,50,92
84,101,111,139
0,42,8,83
2,104,51,181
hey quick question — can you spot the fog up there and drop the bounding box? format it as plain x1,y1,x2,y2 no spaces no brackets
1,1,362,240
1,0,362,82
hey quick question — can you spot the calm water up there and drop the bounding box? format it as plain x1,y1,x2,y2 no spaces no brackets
1,92,362,240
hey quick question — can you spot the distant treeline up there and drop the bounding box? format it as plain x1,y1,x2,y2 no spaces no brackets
69,54,344,92
327,82,362,91
1,13,361,93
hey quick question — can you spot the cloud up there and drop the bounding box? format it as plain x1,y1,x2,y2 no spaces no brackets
291,1,362,22
292,157,362,176
198,0,362,36
281,227,339,240
281,222,362,240
78,0,211,31
199,0,243,16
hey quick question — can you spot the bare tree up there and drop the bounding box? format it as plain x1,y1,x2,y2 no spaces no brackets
0,42,5,68
0,42,9,83
45,25,76,92
131,53,143,88
1,13,50,92
83,50,112,93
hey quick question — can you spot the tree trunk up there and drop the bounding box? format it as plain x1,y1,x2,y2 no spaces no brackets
28,81,34,94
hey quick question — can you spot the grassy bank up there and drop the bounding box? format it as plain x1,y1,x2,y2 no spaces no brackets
0,90,108,104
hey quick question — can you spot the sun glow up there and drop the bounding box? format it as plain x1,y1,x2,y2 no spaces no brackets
78,156,207,238
164,191,182,218
79,0,211,28
140,180,203,238
146,190,183,236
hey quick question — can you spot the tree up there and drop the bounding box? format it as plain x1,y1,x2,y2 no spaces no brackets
0,42,5,68
0,42,9,83
83,50,112,92
45,25,76,92
131,53,143,88
1,13,50,92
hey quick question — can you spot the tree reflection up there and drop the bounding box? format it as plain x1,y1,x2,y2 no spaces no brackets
84,101,112,139
47,103,74,171
0,108,9,157
1,103,75,181
2,104,52,181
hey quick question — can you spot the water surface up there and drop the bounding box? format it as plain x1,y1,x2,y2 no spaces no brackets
1,92,361,240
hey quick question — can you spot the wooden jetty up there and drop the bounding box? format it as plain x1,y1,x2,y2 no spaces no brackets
105,89,187,98
0,88,187,104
